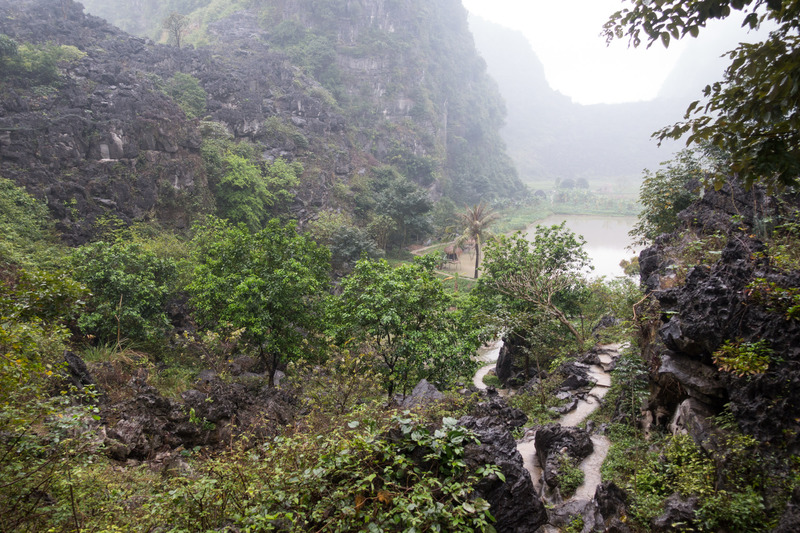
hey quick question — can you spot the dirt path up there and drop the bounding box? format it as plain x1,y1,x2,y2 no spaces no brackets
473,343,622,513
472,338,503,389
410,243,479,279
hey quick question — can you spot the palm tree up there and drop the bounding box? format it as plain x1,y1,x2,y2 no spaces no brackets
456,202,499,279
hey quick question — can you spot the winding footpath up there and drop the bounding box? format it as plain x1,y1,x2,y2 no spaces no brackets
474,343,622,510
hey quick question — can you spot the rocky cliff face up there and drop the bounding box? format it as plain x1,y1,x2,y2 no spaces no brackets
639,182,800,483
1,0,523,242
0,0,211,242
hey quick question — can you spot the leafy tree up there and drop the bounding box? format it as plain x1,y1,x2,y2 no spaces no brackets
456,202,499,279
71,240,178,345
0,34,17,73
215,153,300,230
335,255,482,397
188,217,330,387
604,0,800,190
162,11,189,48
0,177,54,266
372,166,432,248
329,225,383,270
366,213,397,252
431,197,460,241
480,224,592,346
630,148,705,246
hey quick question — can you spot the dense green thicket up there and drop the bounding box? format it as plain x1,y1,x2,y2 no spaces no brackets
334,255,484,397
189,217,330,386
0,34,85,85
0,171,500,530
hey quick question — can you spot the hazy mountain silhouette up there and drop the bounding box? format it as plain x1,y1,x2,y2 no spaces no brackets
469,15,685,188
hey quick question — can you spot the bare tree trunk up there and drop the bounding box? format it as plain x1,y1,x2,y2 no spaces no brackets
550,306,583,347
473,242,480,279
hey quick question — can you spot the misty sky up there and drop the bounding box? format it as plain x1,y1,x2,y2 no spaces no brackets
462,0,766,105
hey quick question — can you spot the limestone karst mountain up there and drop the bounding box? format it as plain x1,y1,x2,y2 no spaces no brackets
1,0,524,242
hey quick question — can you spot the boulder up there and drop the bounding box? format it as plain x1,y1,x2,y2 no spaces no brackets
668,398,720,452
557,361,594,391
468,395,527,429
583,482,631,533
401,379,445,408
459,414,548,532
63,350,96,391
651,493,699,532
535,424,594,492
657,351,726,406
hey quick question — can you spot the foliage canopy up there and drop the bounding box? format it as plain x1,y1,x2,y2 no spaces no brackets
480,224,592,346
71,240,178,344
630,148,705,246
188,217,330,386
604,0,800,190
335,255,482,397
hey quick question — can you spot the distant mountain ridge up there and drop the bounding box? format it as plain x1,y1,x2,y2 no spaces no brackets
469,15,683,188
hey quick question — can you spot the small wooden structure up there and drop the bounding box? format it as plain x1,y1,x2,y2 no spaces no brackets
441,245,463,269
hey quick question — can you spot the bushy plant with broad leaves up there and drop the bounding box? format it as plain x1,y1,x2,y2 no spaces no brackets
64,413,499,532
188,216,330,387
334,255,483,397
629,149,705,246
713,339,773,377
71,240,178,345
1,273,100,532
165,72,207,118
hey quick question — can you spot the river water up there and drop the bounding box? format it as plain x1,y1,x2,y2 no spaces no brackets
526,214,640,279
438,214,640,280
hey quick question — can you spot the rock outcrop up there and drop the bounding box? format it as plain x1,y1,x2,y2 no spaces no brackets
534,424,594,495
1,0,525,243
641,183,800,448
460,395,548,532
638,181,800,523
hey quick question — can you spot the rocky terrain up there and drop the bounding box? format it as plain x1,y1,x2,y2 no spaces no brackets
635,182,800,529
0,0,524,243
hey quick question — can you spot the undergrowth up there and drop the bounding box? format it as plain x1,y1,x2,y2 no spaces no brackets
39,413,501,533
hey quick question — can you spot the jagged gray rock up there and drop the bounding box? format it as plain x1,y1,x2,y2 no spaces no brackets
460,413,548,532
651,493,699,532
534,424,594,492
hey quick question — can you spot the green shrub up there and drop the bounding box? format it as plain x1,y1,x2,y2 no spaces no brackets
213,153,300,230
0,177,56,266
0,266,87,327
2,41,85,85
0,298,100,532
481,372,501,388
508,375,564,427
748,278,800,321
69,414,498,532
165,72,207,118
713,339,773,377
71,240,178,344
765,216,800,271
630,149,705,246
602,421,774,531
558,454,585,498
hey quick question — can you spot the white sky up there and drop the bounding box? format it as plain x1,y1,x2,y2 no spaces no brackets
461,0,760,105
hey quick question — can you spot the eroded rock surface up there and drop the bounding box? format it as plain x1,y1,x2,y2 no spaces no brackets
460,395,548,532
534,424,594,493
